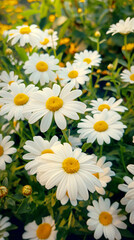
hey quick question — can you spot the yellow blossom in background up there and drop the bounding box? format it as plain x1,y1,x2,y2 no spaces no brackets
77,8,82,13
96,69,102,74
106,82,111,87
49,15,56,23
122,43,134,51
94,84,100,88
15,7,23,13
0,23,11,35
17,14,24,20
69,43,78,54
60,38,70,45
25,46,33,53
59,62,65,67
27,0,40,2
79,0,85,2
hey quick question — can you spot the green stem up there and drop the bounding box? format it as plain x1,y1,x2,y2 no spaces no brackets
29,123,35,137
100,145,103,157
97,38,100,52
120,144,127,173
15,165,25,171
51,35,56,57
124,34,127,50
62,129,69,143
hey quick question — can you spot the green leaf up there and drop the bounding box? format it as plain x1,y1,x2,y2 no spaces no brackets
16,199,31,214
89,37,97,43
15,46,28,62
82,143,92,152
40,0,49,18
54,0,62,16
113,58,118,70
59,19,71,39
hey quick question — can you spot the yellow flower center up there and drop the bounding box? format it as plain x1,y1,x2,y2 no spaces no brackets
68,70,78,79
98,104,110,111
13,120,17,127
36,61,48,72
0,105,2,109
0,145,4,157
83,58,91,64
62,157,80,173
36,223,52,239
8,80,14,85
20,26,31,34
40,38,49,45
94,121,108,132
99,212,113,226
93,172,99,178
14,93,29,106
41,149,54,154
46,96,63,112
130,74,134,81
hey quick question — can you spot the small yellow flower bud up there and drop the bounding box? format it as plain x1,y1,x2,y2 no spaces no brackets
59,62,65,67
96,69,101,74
48,29,54,35
94,84,100,88
5,48,13,55
22,185,32,196
79,0,85,2
106,82,111,87
107,64,113,70
94,31,101,37
0,186,8,198
48,15,56,23
77,8,82,13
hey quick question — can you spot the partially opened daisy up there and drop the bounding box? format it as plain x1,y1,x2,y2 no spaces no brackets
0,71,23,90
0,82,38,121
74,50,102,68
77,109,127,145
57,62,90,88
106,17,134,35
37,143,102,204
92,156,115,195
87,197,127,240
120,66,134,84
87,97,127,114
37,29,58,50
8,24,43,47
23,53,59,85
118,173,134,224
0,215,11,240
24,82,86,132
0,134,16,170
23,135,60,175
22,216,57,240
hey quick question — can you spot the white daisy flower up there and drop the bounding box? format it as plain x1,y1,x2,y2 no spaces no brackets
127,164,134,175
22,216,57,240
0,71,23,90
8,24,43,47
0,215,11,240
87,97,127,114
0,134,16,170
37,143,102,204
106,17,134,35
23,135,60,175
24,82,86,132
87,196,127,240
118,174,134,224
23,53,59,86
77,109,127,145
1,120,20,135
74,50,102,68
92,156,115,195
68,135,82,149
0,82,38,121
120,66,134,84
57,62,90,88
37,29,58,50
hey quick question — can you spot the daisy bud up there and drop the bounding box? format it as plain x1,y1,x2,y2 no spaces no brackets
94,84,100,88
94,31,101,37
0,186,8,198
5,48,13,55
77,8,82,13
22,185,32,196
107,63,113,70
49,15,56,23
106,82,111,87
96,69,101,74
48,29,54,35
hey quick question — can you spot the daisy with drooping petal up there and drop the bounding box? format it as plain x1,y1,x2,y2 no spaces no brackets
37,143,102,204
24,82,86,132
92,156,115,195
23,136,60,175
118,171,134,224
0,215,11,240
22,216,57,240
8,24,43,47
106,17,134,35
120,66,134,84
0,134,16,170
77,109,127,145
23,53,59,86
0,71,23,90
87,196,127,240
68,135,82,149
87,97,127,114
57,62,90,88
0,82,38,121
74,50,102,68
37,29,58,50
